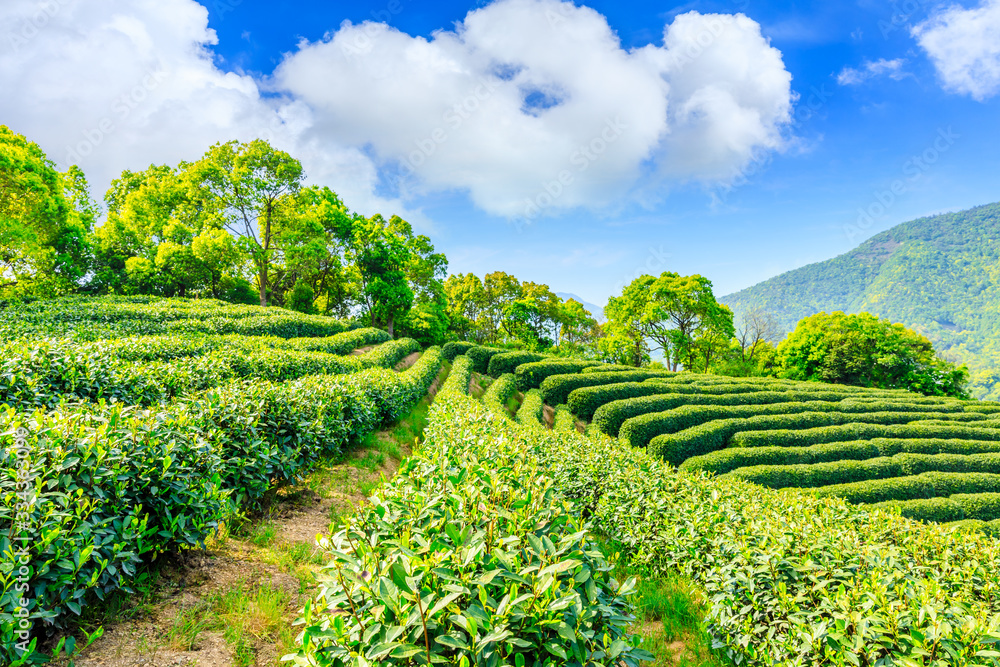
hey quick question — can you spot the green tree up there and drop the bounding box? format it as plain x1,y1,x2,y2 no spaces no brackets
189,139,303,306
350,214,414,336
605,272,734,371
776,311,969,397
0,125,92,296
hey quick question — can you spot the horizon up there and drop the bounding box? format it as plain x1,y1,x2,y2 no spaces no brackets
2,0,998,305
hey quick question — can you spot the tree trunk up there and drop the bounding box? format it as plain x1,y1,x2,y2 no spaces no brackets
387,312,395,338
259,263,268,307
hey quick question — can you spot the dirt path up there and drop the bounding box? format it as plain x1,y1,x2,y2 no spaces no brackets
542,405,555,429
349,345,376,356
393,351,421,371
56,364,451,667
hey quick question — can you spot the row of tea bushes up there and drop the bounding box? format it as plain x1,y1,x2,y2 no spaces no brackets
726,451,1000,489
646,410,991,466
448,386,1000,665
682,436,1000,475
516,389,545,429
0,336,419,410
1,350,443,660
486,350,547,377
0,295,357,341
286,358,652,667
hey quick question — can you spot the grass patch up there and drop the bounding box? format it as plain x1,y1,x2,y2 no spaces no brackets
166,581,297,666
600,540,731,667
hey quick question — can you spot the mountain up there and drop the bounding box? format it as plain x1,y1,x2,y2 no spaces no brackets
722,202,1000,399
556,292,606,323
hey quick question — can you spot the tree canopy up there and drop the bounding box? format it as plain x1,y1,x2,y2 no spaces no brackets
775,311,969,397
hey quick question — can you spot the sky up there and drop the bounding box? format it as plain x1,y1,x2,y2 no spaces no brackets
1,0,998,307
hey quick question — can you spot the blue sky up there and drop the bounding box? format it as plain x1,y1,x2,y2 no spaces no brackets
2,0,998,306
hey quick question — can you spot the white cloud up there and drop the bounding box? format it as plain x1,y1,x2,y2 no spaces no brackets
0,0,412,221
913,0,1000,100
836,58,908,85
0,0,795,223
275,2,794,217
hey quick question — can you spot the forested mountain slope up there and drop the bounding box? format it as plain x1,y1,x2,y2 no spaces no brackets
723,203,1000,399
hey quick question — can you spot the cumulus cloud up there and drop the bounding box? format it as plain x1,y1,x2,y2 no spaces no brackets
0,0,795,222
275,1,794,217
913,0,1000,100
836,58,908,85
0,0,410,219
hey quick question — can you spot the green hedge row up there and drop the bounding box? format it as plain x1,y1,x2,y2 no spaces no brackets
425,386,1000,664
726,451,1000,489
466,346,506,373
590,391,962,438
553,404,578,433
682,437,1000,475
516,389,545,429
581,364,646,373
1,349,444,656
892,497,1000,524
645,411,988,467
513,359,602,390
287,378,650,666
728,420,1000,451
481,373,518,417
0,337,420,410
486,350,547,377
811,471,1000,505
0,295,358,342
441,355,472,395
540,370,672,406
441,340,475,361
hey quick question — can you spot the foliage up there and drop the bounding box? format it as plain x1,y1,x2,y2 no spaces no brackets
776,311,970,397
286,380,651,667
441,341,475,361
516,389,545,429
466,346,507,374
486,350,547,378
514,360,602,391
540,370,673,406
604,273,734,372
0,125,93,297
481,373,518,418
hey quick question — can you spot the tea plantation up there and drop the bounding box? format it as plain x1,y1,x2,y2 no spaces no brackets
7,304,1000,666
0,296,445,661
294,346,1000,665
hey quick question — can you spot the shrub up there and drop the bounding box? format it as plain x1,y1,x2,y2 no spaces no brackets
553,404,578,433
646,410,988,467
516,389,545,429
466,345,506,373
682,437,1000,476
725,452,1000,489
540,370,671,405
441,355,473,395
587,391,952,438
0,349,444,653
288,380,651,666
812,471,1000,504
728,421,1000,451
482,373,518,417
514,359,602,391
404,387,1000,665
486,350,546,378
441,340,475,361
